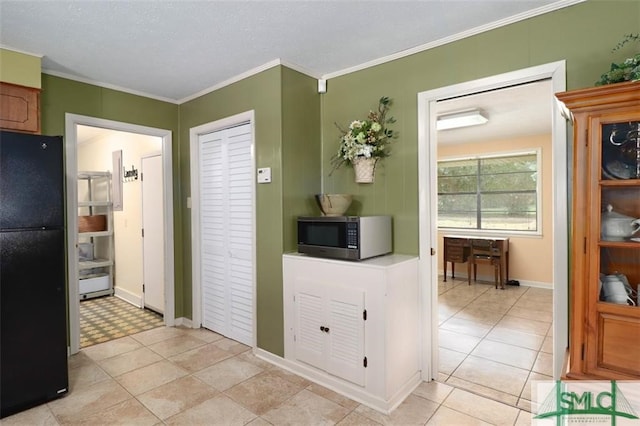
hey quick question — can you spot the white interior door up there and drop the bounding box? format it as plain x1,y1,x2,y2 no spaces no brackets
141,154,165,314
198,123,253,346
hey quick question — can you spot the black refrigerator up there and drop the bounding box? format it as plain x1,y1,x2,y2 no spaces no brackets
0,130,69,418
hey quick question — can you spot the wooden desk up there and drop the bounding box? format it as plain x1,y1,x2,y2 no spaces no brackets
443,235,509,287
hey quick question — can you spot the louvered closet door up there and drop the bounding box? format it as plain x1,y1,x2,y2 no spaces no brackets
199,123,253,346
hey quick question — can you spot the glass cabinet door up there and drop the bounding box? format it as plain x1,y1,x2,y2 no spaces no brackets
597,118,640,309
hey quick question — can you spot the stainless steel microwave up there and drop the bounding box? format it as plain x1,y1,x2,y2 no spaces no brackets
297,216,392,261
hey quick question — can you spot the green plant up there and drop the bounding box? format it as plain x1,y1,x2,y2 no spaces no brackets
595,33,640,86
330,97,397,173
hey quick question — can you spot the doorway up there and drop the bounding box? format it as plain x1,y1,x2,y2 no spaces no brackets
65,114,175,354
76,129,165,347
190,111,256,348
417,62,568,388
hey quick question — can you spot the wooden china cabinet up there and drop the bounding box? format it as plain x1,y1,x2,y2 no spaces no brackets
557,81,640,379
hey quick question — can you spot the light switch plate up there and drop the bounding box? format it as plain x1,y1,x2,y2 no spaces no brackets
257,167,271,183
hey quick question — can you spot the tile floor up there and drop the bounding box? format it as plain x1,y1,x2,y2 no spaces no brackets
3,278,552,426
437,275,554,414
80,296,164,348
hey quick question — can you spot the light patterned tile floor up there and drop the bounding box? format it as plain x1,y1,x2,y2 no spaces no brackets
79,296,164,348
3,278,552,425
438,275,554,414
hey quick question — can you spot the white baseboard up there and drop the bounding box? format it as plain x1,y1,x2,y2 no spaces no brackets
518,280,553,289
253,348,422,415
174,317,193,328
439,270,552,289
114,287,142,307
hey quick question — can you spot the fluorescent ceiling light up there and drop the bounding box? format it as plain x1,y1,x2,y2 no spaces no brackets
437,109,488,131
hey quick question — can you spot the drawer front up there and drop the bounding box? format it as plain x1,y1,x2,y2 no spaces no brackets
447,246,463,257
448,255,465,263
446,238,465,247
446,247,466,262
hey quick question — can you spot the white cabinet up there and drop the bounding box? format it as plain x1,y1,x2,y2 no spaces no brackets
78,171,114,299
283,253,420,414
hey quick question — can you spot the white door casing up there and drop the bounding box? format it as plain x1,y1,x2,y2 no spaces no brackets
65,113,175,355
141,154,165,314
417,61,568,380
190,111,256,348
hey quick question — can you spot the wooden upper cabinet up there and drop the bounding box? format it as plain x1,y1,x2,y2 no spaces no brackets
0,82,41,134
556,81,640,380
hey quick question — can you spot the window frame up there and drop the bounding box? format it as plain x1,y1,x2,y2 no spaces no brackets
436,148,542,237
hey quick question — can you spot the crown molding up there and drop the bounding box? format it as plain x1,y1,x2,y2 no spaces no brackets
178,58,319,104
178,59,281,103
279,59,321,80
0,44,44,58
322,0,585,80
42,57,320,105
42,68,180,104
36,0,584,105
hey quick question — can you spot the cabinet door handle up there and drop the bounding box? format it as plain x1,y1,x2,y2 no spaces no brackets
324,327,330,333
320,326,325,332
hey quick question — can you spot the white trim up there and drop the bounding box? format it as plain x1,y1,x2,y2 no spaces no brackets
114,287,142,307
190,110,257,349
38,0,582,106
279,59,321,80
174,317,193,328
179,60,282,103
253,348,421,415
438,148,539,163
45,58,319,105
0,44,44,58
47,70,178,104
65,114,175,354
322,0,583,81
417,61,568,381
438,272,553,289
34,0,583,105
437,148,543,236
178,59,319,104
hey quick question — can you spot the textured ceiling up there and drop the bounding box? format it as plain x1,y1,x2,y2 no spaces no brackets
0,0,577,103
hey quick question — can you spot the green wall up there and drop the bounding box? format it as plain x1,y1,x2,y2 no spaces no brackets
179,66,320,356
0,48,41,88
281,67,322,249
37,0,639,357
320,0,640,257
39,74,183,314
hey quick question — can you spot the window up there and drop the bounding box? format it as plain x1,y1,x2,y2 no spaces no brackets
437,151,539,232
